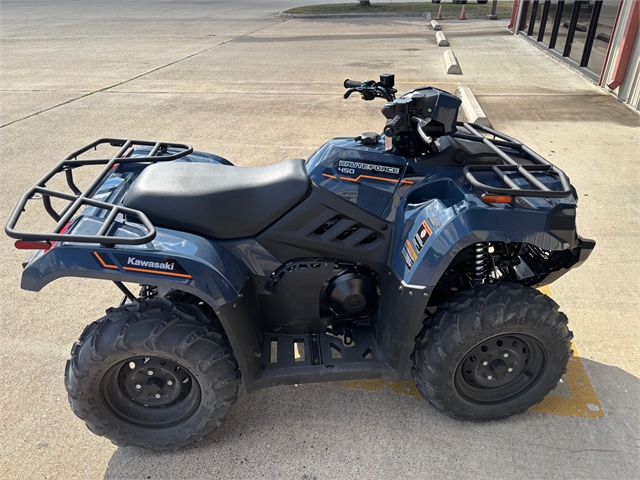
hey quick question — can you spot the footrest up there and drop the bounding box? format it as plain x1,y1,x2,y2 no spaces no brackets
262,326,384,369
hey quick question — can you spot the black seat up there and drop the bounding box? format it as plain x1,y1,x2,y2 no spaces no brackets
123,159,310,239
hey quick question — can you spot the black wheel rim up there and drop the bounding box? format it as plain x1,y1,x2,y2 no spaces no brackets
454,334,547,405
101,356,200,428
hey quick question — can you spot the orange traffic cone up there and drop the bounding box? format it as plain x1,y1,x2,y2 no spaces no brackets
436,5,443,20
460,5,467,20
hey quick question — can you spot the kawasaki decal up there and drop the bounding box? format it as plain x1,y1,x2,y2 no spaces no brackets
92,252,192,279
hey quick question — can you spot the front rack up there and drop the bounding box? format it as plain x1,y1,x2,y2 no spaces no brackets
6,138,193,246
452,122,572,198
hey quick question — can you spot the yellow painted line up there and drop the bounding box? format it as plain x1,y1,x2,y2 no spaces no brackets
538,285,552,296
396,81,460,85
530,341,603,418
333,286,603,418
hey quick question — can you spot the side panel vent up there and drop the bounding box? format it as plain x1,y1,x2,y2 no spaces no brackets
256,186,392,272
307,213,379,249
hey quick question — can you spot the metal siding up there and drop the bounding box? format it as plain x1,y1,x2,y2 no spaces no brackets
602,0,640,109
621,24,640,108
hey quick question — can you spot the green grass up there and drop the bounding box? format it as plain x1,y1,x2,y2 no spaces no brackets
284,2,514,20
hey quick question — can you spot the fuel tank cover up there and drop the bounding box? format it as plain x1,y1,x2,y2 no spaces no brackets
355,132,381,145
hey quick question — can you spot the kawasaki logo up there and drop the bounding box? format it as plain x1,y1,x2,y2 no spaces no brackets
109,253,189,278
127,257,174,271
338,160,400,175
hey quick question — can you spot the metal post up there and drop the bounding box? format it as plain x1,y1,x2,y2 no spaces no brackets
580,0,603,68
563,1,585,57
528,1,539,36
549,1,565,50
487,0,498,20
537,1,551,42
519,1,530,31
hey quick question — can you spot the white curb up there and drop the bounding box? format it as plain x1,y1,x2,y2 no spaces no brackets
435,31,449,46
455,86,491,127
443,49,461,74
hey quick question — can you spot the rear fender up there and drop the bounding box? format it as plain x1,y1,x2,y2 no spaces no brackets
21,222,246,306
20,219,272,386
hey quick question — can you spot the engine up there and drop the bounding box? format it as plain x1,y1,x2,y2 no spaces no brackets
256,259,379,335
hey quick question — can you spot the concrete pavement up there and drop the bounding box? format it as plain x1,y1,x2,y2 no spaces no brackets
0,1,638,479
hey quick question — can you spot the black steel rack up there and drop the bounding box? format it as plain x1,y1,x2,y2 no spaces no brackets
452,122,572,199
5,138,193,246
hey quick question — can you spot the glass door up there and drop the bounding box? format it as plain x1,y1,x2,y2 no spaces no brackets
519,1,619,78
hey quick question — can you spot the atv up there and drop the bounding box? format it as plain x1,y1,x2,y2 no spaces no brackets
6,75,594,450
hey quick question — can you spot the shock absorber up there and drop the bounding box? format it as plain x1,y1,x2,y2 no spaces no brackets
470,242,489,285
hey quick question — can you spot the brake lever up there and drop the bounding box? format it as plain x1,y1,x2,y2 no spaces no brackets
413,117,437,153
375,86,396,102
344,84,395,101
343,89,358,99
344,88,376,101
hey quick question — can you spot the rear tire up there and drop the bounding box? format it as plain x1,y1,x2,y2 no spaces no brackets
413,283,572,421
65,299,240,450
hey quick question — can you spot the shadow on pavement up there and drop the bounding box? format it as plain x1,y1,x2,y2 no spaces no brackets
103,359,639,479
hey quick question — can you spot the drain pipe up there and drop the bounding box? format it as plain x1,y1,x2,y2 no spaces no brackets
508,0,520,31
605,1,639,90
599,0,623,86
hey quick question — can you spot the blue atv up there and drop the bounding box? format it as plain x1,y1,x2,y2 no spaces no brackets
6,75,594,450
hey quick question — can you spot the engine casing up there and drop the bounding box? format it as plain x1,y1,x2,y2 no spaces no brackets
256,259,379,334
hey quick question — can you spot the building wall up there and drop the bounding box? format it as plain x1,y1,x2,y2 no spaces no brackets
600,1,640,109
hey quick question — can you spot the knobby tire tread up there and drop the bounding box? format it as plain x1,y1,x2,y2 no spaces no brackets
64,299,240,450
412,282,573,421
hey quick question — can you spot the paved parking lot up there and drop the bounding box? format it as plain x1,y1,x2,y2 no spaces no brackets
1,1,638,479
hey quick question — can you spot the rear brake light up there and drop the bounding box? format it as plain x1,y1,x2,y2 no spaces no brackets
15,241,52,250
15,221,73,252
481,195,513,204
46,221,73,251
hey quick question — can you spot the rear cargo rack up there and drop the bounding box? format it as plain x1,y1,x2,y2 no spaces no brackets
5,138,193,246
453,122,572,198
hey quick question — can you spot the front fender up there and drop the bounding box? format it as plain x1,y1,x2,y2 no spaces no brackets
392,198,569,290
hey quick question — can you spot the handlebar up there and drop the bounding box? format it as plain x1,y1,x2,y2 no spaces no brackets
384,113,405,137
343,75,397,102
344,79,363,89
342,74,443,156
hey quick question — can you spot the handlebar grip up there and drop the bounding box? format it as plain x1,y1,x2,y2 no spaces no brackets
384,113,405,137
344,79,362,89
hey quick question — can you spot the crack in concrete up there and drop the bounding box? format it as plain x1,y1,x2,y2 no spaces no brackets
0,89,93,93
523,443,623,455
476,93,606,97
0,20,281,130
100,91,334,96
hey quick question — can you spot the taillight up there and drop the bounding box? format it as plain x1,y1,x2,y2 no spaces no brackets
15,240,52,250
15,221,73,252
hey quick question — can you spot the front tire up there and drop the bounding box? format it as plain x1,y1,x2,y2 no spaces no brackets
413,283,572,421
65,299,240,450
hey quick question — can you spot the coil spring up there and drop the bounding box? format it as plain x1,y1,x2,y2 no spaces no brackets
470,242,489,284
